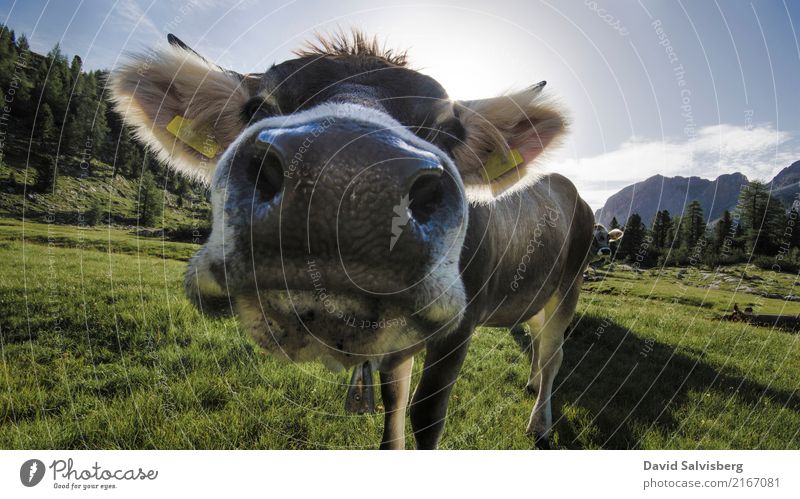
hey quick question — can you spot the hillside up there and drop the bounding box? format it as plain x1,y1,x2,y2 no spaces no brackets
0,145,211,240
595,161,800,227
0,25,212,241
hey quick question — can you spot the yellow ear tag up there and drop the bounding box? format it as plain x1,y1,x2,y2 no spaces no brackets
481,149,524,182
166,115,220,159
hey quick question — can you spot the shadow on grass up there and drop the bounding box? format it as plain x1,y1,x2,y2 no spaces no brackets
540,315,800,449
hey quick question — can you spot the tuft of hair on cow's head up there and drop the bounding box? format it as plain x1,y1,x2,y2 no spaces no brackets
293,29,410,66
108,30,568,202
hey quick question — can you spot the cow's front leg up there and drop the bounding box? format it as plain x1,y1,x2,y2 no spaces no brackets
410,327,473,449
379,355,414,450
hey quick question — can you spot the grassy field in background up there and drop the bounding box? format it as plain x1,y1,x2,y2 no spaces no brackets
0,152,210,231
2,218,800,449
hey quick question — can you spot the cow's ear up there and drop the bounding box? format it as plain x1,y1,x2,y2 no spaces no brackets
608,229,624,241
108,35,256,182
451,82,567,203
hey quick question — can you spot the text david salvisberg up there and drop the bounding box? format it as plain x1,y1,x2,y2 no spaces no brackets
644,460,743,473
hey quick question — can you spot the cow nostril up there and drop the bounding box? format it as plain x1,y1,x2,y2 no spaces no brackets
249,149,284,203
408,172,444,224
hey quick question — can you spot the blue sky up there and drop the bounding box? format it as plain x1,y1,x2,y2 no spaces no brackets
2,0,798,208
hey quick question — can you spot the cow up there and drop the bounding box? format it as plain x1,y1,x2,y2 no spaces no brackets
109,31,594,449
591,224,624,260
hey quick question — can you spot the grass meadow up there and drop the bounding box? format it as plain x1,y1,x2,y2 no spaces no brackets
2,217,800,449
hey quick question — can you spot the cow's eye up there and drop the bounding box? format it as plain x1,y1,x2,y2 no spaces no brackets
244,98,277,123
432,116,466,154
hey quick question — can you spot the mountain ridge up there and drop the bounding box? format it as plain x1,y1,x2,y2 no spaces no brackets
594,161,800,226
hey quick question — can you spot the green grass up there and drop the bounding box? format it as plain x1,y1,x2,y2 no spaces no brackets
2,219,800,449
0,218,198,261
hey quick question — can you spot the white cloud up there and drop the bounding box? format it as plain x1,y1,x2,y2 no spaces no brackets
114,1,160,37
550,124,798,210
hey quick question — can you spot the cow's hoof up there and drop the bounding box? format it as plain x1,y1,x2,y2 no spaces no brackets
527,430,551,449
526,423,551,449
344,362,375,414
379,440,405,450
510,325,527,335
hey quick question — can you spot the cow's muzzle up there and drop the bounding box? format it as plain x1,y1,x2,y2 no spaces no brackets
217,112,465,295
